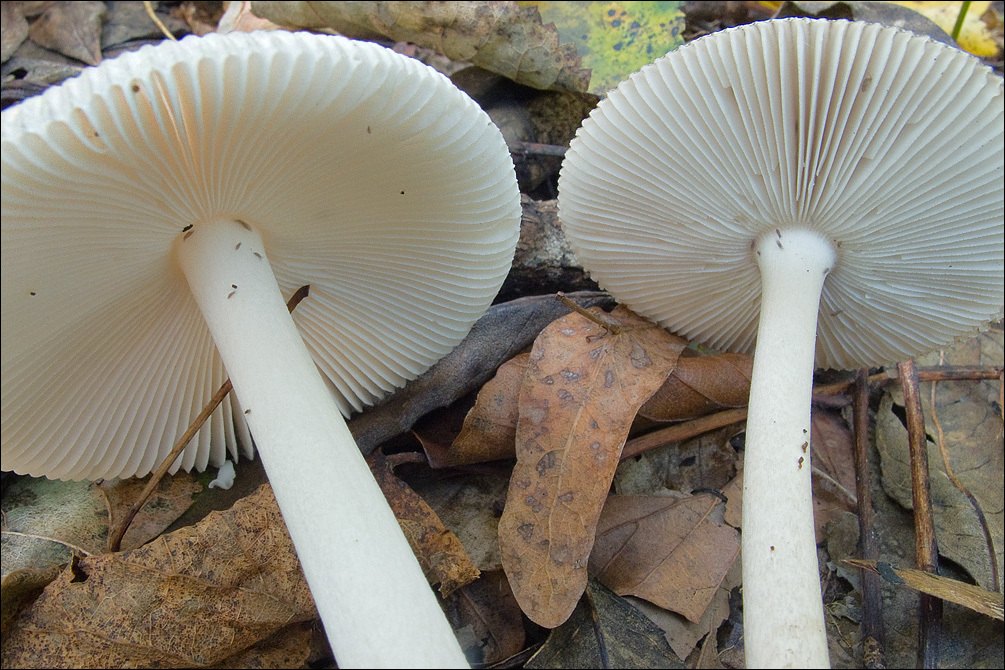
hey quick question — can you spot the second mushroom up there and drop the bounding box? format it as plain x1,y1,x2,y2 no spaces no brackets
558,18,1003,669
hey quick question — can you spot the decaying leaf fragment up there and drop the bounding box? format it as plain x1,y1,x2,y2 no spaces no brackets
525,578,685,669
589,493,740,624
368,451,481,596
448,570,526,665
499,305,686,628
1,484,316,669
250,1,592,92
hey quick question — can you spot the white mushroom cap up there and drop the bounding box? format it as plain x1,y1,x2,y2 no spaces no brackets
559,18,1004,369
2,30,520,481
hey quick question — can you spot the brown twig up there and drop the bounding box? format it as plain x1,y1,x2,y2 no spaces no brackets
812,366,1004,398
853,368,886,669
107,285,310,552
928,354,999,593
620,408,748,461
898,358,942,669
556,291,628,334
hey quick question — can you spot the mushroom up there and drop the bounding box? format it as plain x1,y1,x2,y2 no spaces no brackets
1,31,521,668
557,18,1003,668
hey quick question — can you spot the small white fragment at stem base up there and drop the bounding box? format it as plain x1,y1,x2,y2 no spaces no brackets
208,460,236,490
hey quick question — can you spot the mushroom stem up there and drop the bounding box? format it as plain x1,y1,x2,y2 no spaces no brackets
175,218,468,669
742,228,835,668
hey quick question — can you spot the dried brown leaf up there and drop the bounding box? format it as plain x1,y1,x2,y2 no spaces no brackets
0,564,62,637
0,484,316,669
722,472,742,529
27,1,105,65
640,352,753,422
626,557,740,662
369,451,480,596
207,620,314,669
250,0,591,92
412,399,472,468
589,493,739,623
447,353,529,466
499,306,686,628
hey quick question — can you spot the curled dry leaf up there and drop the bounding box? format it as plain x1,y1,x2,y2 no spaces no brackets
250,0,591,92
447,353,530,466
498,305,686,628
639,352,752,422
0,484,316,669
368,451,480,597
589,493,740,624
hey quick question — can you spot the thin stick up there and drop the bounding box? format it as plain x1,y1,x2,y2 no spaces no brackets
853,369,886,669
556,291,628,334
812,366,1004,399
898,358,942,669
928,354,999,592
143,1,177,41
620,408,748,461
107,285,310,552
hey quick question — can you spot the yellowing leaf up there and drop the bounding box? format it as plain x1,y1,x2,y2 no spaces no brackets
892,1,999,57
498,306,686,628
520,0,686,94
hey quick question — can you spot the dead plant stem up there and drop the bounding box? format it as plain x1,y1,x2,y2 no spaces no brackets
898,358,942,669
